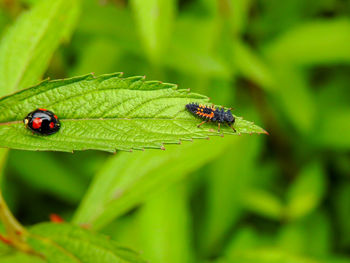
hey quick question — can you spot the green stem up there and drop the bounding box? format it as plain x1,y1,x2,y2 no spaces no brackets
0,149,32,253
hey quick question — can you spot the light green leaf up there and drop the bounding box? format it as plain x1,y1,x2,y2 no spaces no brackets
233,40,275,90
278,211,331,257
73,136,243,229
200,136,261,254
0,0,80,96
130,0,176,63
264,19,350,65
137,185,194,263
242,188,284,220
0,252,45,263
228,0,252,35
216,248,349,263
272,67,315,134
27,223,146,263
286,161,326,220
0,73,266,152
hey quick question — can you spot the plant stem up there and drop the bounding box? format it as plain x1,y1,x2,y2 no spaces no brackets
0,190,26,237
0,149,32,253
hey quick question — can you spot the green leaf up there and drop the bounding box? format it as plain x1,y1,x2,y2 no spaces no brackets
136,185,194,263
242,188,284,220
286,161,326,220
233,40,275,90
216,248,350,263
8,151,86,203
0,253,45,263
130,0,176,63
73,136,242,229
0,0,81,96
264,19,350,66
228,0,253,35
200,136,261,254
278,211,331,257
0,73,266,152
27,223,146,263
312,109,350,150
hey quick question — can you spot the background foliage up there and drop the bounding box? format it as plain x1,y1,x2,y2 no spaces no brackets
0,0,349,262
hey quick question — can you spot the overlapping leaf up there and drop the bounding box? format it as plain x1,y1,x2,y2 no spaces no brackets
0,73,266,152
27,223,146,263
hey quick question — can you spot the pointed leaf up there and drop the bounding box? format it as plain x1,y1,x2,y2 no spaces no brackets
0,0,80,96
27,223,146,263
0,73,266,152
73,136,240,229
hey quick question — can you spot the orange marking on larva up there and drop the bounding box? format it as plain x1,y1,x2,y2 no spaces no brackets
209,112,214,118
54,115,58,119
32,117,42,129
38,108,47,111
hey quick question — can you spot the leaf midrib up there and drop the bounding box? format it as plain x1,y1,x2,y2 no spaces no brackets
0,117,199,126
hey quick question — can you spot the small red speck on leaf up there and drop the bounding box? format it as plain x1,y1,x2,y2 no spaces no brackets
32,118,42,129
50,213,64,223
0,235,12,244
80,223,91,229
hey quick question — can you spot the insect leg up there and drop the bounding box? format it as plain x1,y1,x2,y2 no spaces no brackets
197,120,208,128
218,123,221,132
228,124,236,132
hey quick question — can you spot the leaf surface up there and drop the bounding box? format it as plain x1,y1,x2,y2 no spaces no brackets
0,73,266,152
73,136,242,229
0,0,80,96
130,0,176,63
27,223,146,263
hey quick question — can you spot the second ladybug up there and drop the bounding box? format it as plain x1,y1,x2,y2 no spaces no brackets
24,109,60,135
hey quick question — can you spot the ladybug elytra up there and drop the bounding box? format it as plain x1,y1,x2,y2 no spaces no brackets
24,109,60,135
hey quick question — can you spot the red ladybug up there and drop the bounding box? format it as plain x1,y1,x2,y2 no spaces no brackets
24,109,60,135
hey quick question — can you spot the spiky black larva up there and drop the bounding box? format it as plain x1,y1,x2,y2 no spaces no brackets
186,103,236,132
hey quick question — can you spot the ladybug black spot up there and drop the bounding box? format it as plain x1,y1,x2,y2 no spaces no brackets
23,109,60,135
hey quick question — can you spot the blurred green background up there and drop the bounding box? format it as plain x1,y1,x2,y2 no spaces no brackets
1,0,350,262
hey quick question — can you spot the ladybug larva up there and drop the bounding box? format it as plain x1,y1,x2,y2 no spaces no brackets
186,103,236,132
